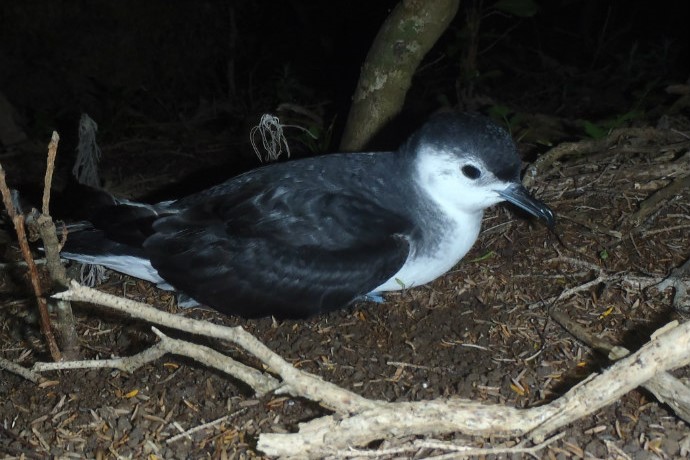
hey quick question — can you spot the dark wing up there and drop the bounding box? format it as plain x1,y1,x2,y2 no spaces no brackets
143,184,412,318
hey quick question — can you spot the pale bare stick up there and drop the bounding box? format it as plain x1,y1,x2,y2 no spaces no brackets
257,319,690,457
53,281,380,414
0,356,44,383
32,326,280,396
551,309,690,424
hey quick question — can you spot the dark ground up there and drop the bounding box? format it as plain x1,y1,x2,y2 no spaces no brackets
1,1,690,459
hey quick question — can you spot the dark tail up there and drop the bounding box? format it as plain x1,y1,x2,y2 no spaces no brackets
39,181,174,285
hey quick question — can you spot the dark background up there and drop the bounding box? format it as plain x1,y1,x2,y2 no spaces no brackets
1,0,688,167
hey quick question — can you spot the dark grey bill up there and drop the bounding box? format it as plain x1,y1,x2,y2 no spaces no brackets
497,184,555,228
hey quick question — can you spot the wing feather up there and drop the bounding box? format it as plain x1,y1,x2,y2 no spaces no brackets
144,184,412,318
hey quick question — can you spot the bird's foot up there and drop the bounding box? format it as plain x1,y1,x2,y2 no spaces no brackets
361,291,385,304
176,293,200,308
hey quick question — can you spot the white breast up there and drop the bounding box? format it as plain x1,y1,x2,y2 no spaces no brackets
373,210,483,292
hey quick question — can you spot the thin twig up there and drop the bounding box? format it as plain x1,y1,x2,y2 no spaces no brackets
0,163,61,361
31,326,280,394
33,341,168,374
42,132,58,215
166,408,248,443
148,327,280,395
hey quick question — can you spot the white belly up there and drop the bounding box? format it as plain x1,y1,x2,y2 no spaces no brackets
373,212,483,292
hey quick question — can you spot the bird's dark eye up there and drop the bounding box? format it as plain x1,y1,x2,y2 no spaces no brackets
461,165,481,180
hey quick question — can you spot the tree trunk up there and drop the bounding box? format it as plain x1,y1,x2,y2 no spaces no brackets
339,0,459,151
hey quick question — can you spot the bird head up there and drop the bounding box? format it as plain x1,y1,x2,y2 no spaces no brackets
408,112,554,227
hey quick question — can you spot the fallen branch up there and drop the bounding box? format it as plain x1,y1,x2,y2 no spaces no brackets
32,327,280,395
0,277,684,457
550,309,690,424
53,281,380,413
257,318,690,457
0,356,44,384
331,432,565,459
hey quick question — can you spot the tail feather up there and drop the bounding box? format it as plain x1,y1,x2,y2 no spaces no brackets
58,181,174,248
61,228,166,286
6,163,180,296
51,182,176,287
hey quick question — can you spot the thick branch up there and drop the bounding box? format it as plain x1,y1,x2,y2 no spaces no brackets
258,319,690,457
551,310,690,424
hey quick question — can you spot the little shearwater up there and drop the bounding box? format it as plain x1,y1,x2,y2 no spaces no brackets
60,112,555,318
